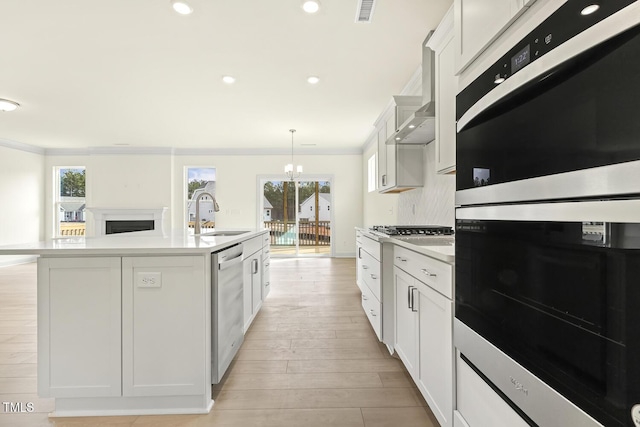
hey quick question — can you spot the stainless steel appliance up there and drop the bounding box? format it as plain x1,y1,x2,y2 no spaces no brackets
455,2,640,426
211,243,244,384
370,225,454,236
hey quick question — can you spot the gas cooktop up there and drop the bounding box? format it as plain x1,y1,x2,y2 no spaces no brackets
370,225,454,236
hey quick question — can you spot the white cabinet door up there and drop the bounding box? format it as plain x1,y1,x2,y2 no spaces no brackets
38,257,122,398
455,0,529,73
431,7,457,174
243,255,253,331
251,255,263,314
377,126,389,190
122,256,206,396
243,250,262,332
394,267,418,375
416,281,453,427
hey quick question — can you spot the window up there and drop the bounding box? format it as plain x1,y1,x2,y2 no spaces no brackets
55,167,86,237
367,153,377,192
186,167,217,232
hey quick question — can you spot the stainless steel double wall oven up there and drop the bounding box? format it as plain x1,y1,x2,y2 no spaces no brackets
455,2,640,426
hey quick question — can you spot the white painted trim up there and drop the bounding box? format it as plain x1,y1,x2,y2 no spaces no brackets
426,5,454,51
0,138,45,155
45,146,363,156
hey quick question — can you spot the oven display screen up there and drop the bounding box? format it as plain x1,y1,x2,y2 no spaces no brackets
511,44,531,74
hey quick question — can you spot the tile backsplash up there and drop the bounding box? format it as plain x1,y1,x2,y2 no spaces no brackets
398,142,456,227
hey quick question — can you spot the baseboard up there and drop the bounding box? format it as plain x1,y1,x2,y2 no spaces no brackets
0,255,38,268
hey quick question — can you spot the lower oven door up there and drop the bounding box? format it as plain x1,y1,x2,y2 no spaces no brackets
455,199,640,427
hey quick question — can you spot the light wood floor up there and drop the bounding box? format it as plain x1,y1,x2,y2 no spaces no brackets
0,258,439,426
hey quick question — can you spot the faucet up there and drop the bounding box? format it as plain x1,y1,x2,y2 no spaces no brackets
194,191,220,235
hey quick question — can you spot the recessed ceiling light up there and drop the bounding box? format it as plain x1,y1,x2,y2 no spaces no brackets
171,0,193,15
307,76,320,84
222,76,236,84
581,4,600,15
302,0,320,14
0,98,19,112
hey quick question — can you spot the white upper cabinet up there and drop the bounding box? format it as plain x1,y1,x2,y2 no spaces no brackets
454,0,536,74
427,6,457,174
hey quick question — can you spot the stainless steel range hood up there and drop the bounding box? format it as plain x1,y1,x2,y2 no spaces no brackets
387,32,435,145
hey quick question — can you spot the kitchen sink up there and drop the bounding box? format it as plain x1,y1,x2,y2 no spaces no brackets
200,230,250,237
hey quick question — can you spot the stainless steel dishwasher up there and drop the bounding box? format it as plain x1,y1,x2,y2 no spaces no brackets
211,243,244,384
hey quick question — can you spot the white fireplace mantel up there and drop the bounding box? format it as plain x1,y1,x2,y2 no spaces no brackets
87,207,168,236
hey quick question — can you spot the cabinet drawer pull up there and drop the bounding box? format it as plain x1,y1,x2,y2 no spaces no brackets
362,294,368,301
370,274,378,280
421,269,436,277
396,257,407,262
265,282,270,287
265,262,270,267
362,265,369,270
369,309,377,317
407,285,413,309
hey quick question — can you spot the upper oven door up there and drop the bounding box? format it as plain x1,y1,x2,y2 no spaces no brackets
456,2,640,206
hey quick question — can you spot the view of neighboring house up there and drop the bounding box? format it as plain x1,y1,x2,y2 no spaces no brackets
263,196,273,221
59,196,86,222
187,181,217,222
299,193,330,221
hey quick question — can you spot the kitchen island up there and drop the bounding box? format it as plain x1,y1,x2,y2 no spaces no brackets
0,229,269,417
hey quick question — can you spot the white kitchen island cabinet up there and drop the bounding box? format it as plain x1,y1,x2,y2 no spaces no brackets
38,257,122,399
1,229,268,417
122,256,206,397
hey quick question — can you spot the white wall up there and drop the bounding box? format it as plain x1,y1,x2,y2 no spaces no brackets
174,154,362,257
45,154,174,237
397,142,455,227
45,151,361,256
0,144,45,266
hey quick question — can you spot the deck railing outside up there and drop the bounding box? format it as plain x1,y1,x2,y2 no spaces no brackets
264,221,330,246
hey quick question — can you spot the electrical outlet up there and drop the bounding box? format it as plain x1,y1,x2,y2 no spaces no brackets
137,272,162,288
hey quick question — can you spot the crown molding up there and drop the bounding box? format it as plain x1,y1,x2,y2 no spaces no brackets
43,146,363,156
0,138,45,155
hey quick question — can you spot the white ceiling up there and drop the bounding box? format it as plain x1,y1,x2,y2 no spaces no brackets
0,0,452,153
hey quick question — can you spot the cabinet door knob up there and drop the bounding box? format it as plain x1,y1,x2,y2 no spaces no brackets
362,294,368,301
369,309,376,317
362,265,369,270
421,269,436,277
396,257,407,262
370,274,378,280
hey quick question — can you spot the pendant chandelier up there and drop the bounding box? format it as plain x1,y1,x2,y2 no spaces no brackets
284,129,303,181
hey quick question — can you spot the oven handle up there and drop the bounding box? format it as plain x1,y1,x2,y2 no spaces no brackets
456,199,640,223
456,4,640,133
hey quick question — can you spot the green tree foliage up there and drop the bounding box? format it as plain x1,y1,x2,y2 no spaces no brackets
60,169,86,197
188,180,208,199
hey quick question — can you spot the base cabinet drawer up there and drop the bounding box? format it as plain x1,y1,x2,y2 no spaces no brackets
360,250,381,300
394,245,453,299
361,285,382,341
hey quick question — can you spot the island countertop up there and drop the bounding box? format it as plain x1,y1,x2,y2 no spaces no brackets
0,229,268,256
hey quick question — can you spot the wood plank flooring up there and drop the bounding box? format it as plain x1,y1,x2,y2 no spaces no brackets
0,258,439,426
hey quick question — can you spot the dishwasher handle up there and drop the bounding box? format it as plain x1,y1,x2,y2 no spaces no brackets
218,250,244,270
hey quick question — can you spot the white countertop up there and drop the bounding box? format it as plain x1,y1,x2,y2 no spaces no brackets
0,229,268,256
356,227,455,263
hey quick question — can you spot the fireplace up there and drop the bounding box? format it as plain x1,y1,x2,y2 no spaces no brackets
87,208,167,237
